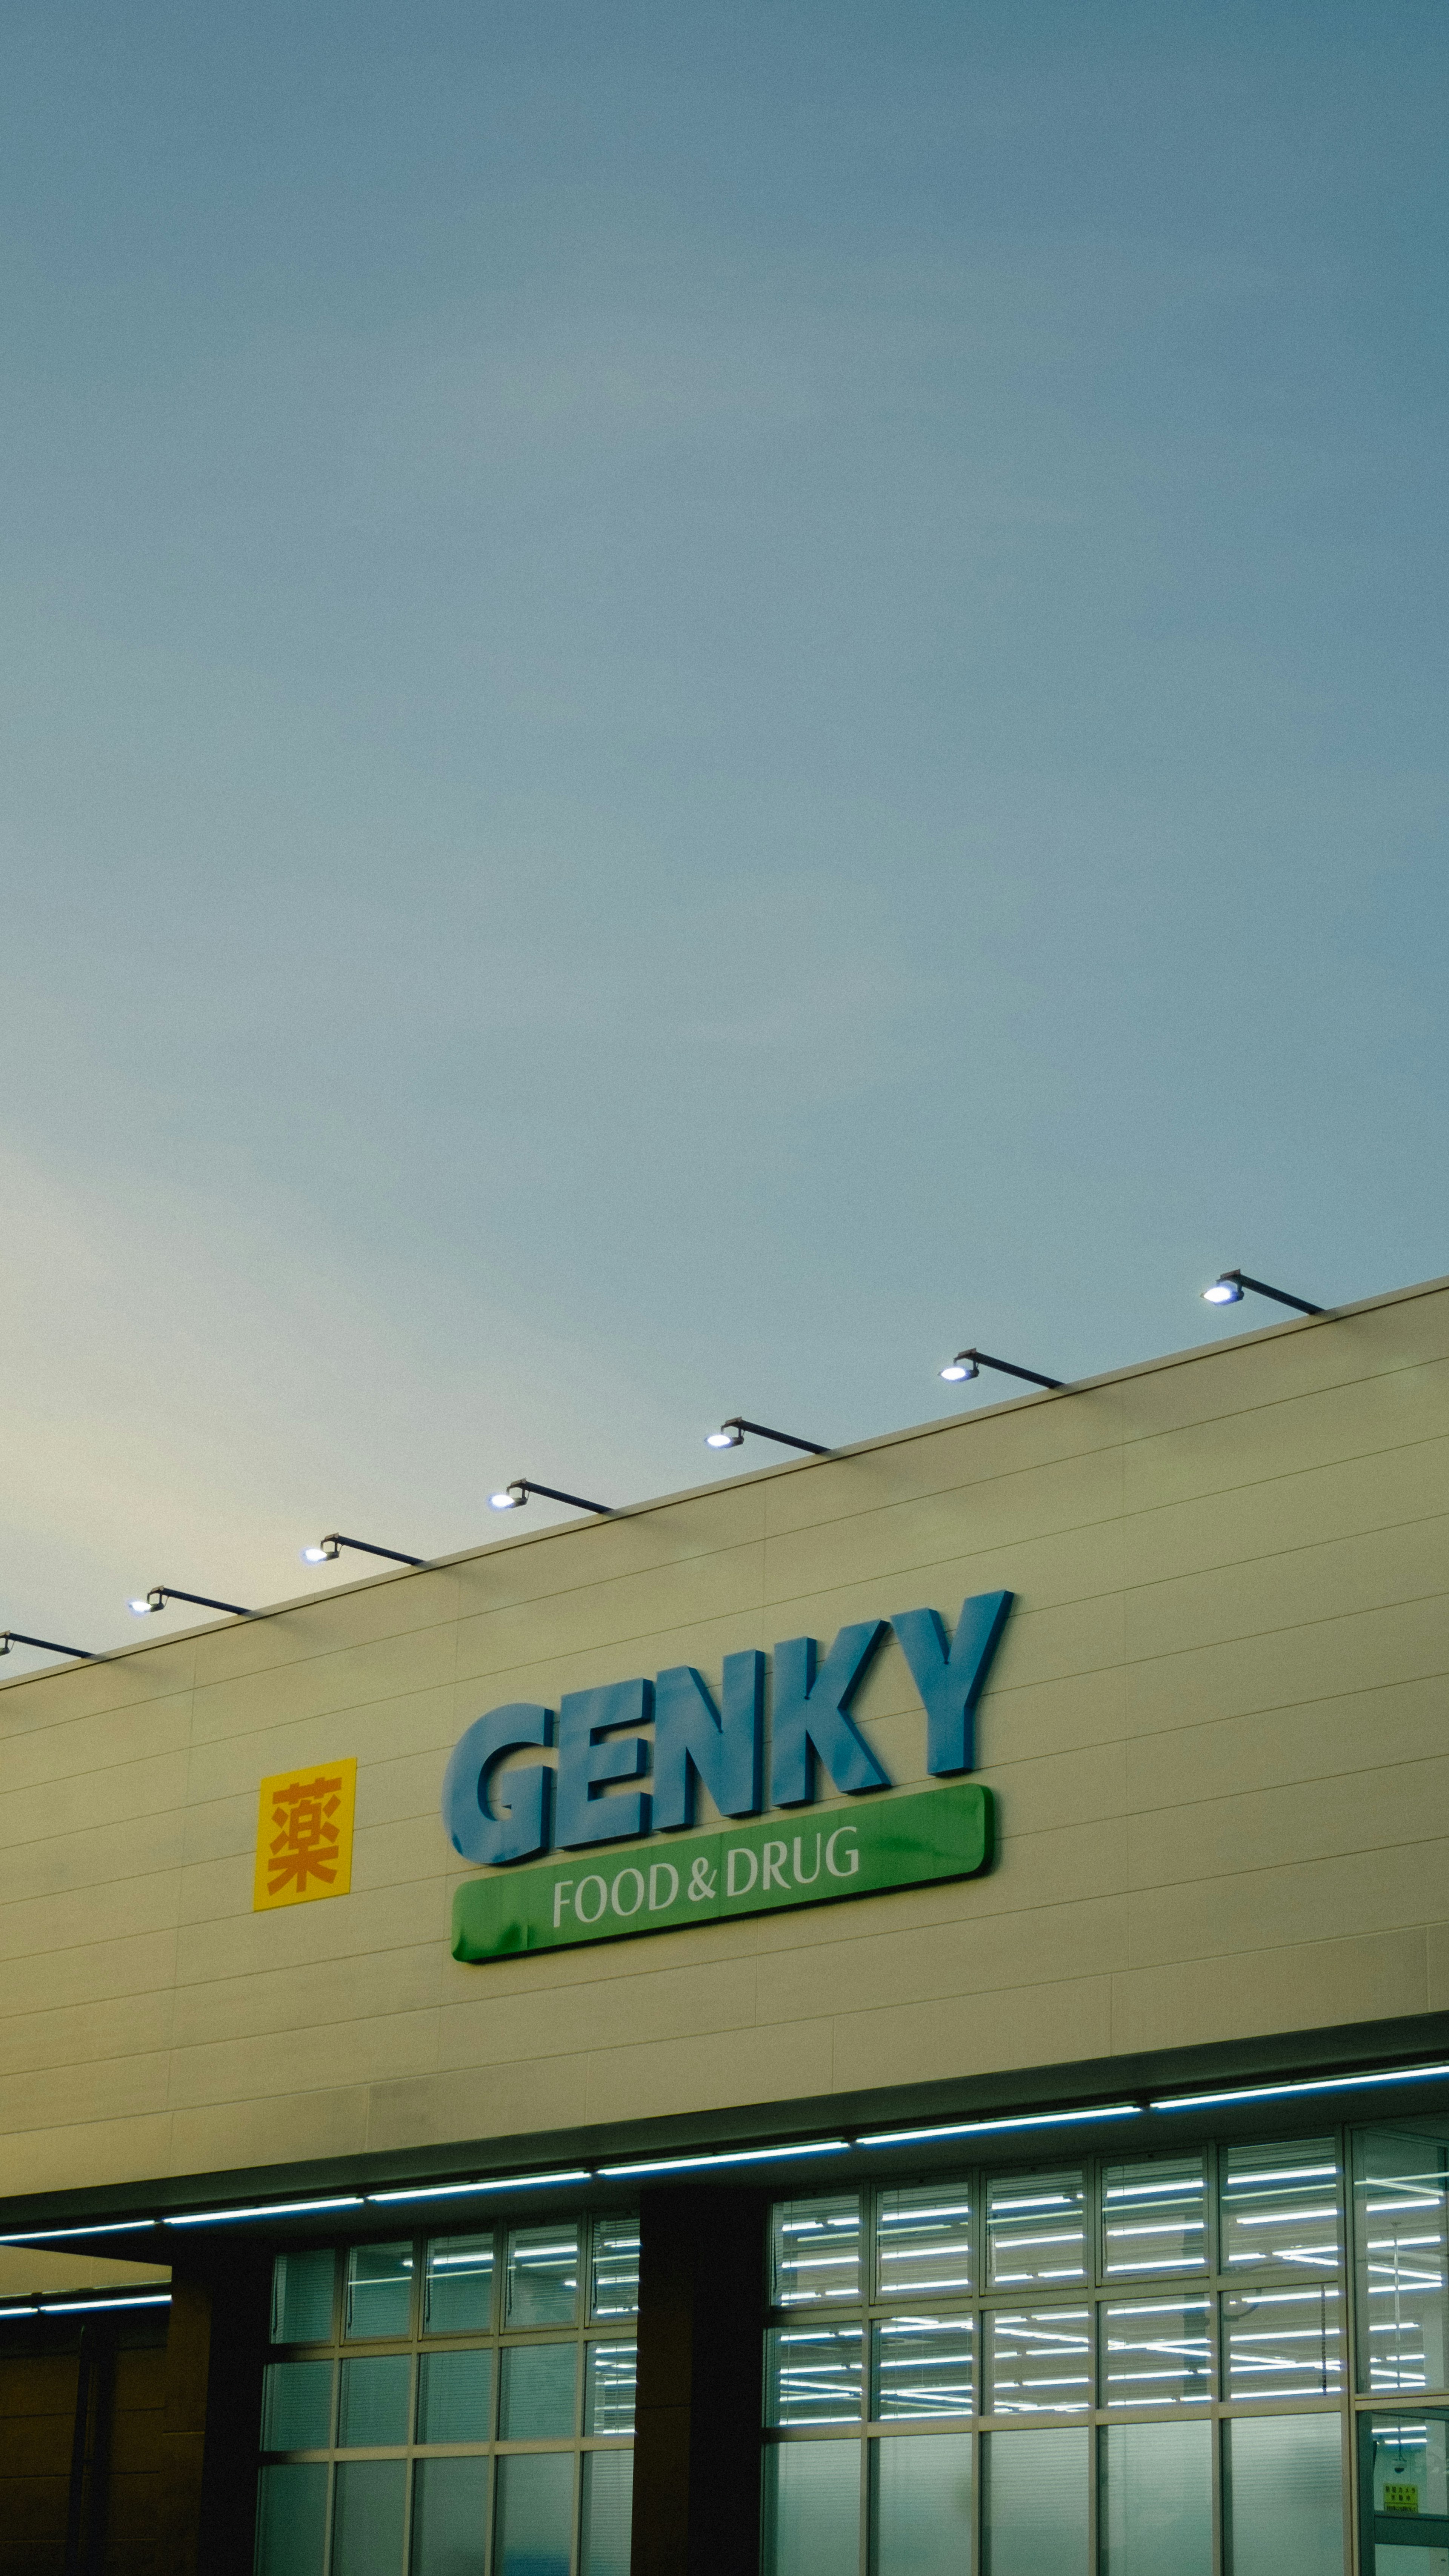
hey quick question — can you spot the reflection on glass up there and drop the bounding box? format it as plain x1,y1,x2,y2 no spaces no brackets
988,2307,1092,2414
425,2233,494,2336
412,2455,489,2574
984,2425,1089,2576
772,2196,861,2305
417,2345,494,2444
987,2171,1086,2288
1100,2299,1211,2408
338,2353,411,2448
581,2449,634,2576
585,2339,637,2435
1101,2159,1207,2278
1366,2409,1449,2541
871,2315,973,2419
764,2437,861,2576
272,2249,336,2347
332,2458,408,2575
255,2462,329,2576
766,2324,864,2426
1223,2287,1342,2399
1225,2411,1343,2576
591,2216,641,2321
505,2225,580,2328
500,2340,578,2441
1221,2139,1340,2276
495,2451,574,2576
262,2359,333,2452
877,2183,973,2300
1355,2130,1449,2395
346,2242,414,2340
1101,2417,1211,2574
872,2429,971,2576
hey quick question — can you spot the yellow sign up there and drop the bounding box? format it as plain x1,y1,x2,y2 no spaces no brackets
1384,2484,1420,2516
254,1759,357,1910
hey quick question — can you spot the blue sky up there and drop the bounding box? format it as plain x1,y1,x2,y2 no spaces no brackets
0,0,1444,1652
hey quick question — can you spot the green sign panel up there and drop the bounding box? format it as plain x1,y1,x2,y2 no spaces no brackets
451,1779,994,1964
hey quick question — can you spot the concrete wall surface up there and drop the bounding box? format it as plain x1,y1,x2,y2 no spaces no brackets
0,1277,1446,2206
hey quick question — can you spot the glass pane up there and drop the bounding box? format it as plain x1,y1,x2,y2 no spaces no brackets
766,2323,864,2426
1100,2298,1211,2408
272,2249,336,2346
585,2339,637,2434
591,2215,641,2321
1355,2128,1449,2395
1366,2410,1449,2540
495,2451,575,2576
412,2455,489,2575
983,2425,1089,2576
1101,2158,1207,2279
346,2242,414,2340
1225,2411,1343,2576
338,2355,412,2448
1100,2418,1211,2575
581,2449,634,2576
764,2438,861,2576
499,2339,578,2440
877,2182,973,2300
418,2346,494,2444
871,2315,973,2419
256,2462,329,2576
987,2172,1086,2288
333,2458,408,2575
1223,2287,1343,2399
1221,2139,1340,2276
506,2224,580,2327
987,2307,1092,2415
872,2429,972,2576
262,2359,334,2452
425,2233,495,2336
772,2196,862,2305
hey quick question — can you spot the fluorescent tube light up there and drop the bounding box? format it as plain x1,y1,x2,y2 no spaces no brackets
858,2104,1143,2148
39,2294,172,2315
0,2220,160,2245
368,2170,592,2204
1151,2062,1449,2113
164,2195,364,2227
600,2139,850,2179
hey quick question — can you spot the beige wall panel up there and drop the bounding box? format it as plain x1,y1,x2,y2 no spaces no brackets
1124,1437,1449,1594
1126,1836,1449,1968
0,2049,172,2135
185,1570,464,1690
1125,1675,1449,1812
174,1878,442,1982
761,1515,1128,1634
437,1952,761,2070
981,1663,1129,1766
364,2056,589,2155
0,2112,175,2197
451,1541,768,1693
0,1638,196,1727
0,1869,181,1968
1125,1514,1449,1667
189,1628,461,1752
165,2006,440,2112
753,1894,1130,2025
169,2082,370,2177
982,1741,1128,1838
1112,1925,1431,2056
0,1987,173,2080
1127,1750,1449,1888
1124,1593,1449,1738
186,1688,458,1815
1123,1358,1449,1514
829,1973,1116,2096
757,1451,1129,1606
0,2248,169,2296
1419,1922,1449,2012
448,1484,771,1618
0,1929,178,2027
0,1807,189,1913
169,1942,441,2051
1117,1301,1447,1442
758,1393,1128,1541
581,2019,837,2128
0,1692,192,1794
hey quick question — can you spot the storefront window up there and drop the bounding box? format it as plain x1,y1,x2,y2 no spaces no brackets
1355,2126,1449,2397
255,2213,635,2576
1100,2416,1211,2573
1361,2408,1449,2573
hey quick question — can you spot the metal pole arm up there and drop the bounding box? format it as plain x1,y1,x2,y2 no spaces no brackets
0,1630,94,1660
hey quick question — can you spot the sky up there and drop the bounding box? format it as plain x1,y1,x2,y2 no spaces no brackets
0,0,1444,1659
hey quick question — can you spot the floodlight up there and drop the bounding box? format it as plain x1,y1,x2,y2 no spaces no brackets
705,1416,828,1457
301,1533,422,1568
940,1348,1063,1392
128,1585,251,1620
939,1357,979,1383
489,1478,611,1516
1203,1268,1323,1317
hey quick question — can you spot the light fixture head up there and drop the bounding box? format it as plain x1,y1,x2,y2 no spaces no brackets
301,1539,340,1564
940,1355,979,1383
706,1424,744,1449
128,1594,160,1617
490,1485,525,1511
1203,1276,1244,1306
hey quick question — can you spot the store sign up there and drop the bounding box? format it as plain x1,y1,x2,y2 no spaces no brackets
452,1779,992,1962
253,1758,357,1911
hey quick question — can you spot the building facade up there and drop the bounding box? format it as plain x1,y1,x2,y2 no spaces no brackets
0,1273,1447,2576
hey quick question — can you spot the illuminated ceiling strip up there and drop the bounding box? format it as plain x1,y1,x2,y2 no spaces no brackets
1152,2062,1449,2112
40,2294,173,2315
163,2196,365,2228
368,2170,593,2204
599,2139,851,2179
0,2220,161,2246
858,2104,1143,2148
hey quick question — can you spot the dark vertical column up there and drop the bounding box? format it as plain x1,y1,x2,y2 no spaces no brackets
157,2251,271,2576
629,2185,768,2576
62,2320,115,2576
